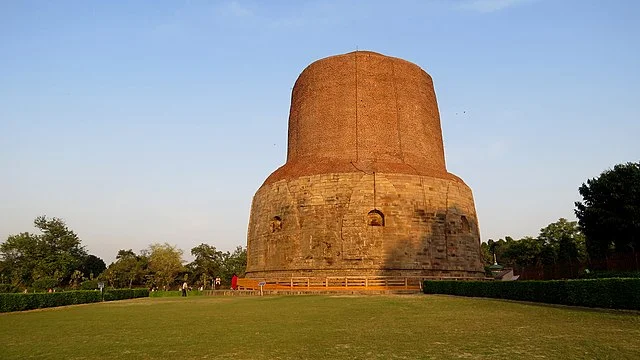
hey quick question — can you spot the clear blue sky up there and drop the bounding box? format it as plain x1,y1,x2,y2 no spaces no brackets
1,0,638,264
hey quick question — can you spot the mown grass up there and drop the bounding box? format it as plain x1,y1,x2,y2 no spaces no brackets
1,295,639,359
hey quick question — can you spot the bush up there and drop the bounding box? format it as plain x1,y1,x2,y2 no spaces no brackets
102,288,149,301
0,284,20,293
0,288,150,312
80,280,99,290
423,278,640,310
31,278,58,291
0,291,102,312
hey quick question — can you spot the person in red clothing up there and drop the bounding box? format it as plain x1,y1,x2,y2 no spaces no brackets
231,274,238,290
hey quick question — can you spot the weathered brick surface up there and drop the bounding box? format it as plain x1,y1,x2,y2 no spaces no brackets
247,172,483,278
246,51,484,278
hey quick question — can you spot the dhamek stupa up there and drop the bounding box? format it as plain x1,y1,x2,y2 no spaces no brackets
246,51,483,278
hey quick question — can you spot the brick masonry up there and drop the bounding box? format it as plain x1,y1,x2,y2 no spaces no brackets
246,51,484,278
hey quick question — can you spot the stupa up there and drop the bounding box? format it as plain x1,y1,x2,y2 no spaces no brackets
246,51,484,278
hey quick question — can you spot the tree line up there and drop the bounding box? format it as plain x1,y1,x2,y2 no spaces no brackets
481,218,586,278
483,161,640,278
102,243,246,290
0,216,246,291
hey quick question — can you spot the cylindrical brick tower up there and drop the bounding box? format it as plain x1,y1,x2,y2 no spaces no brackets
246,51,483,278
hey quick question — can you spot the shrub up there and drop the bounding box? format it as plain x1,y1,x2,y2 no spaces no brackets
423,278,640,310
0,288,150,312
0,291,102,312
0,284,20,293
31,278,58,291
80,280,99,290
102,288,149,301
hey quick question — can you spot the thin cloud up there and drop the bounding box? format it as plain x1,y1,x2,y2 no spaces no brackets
455,0,535,13
224,1,254,18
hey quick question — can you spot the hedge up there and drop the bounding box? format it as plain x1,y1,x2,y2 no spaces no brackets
0,289,150,312
0,291,102,312
423,278,640,310
102,288,149,301
579,271,640,279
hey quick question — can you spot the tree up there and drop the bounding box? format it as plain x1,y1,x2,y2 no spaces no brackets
480,242,493,266
1,232,39,286
0,216,87,287
538,218,586,265
188,244,224,289
486,237,515,266
80,255,107,279
102,249,148,288
147,243,184,289
501,236,542,268
575,162,640,259
69,269,84,289
220,246,247,283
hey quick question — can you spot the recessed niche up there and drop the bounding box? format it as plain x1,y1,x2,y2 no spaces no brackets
270,216,282,232
461,215,470,234
367,210,385,226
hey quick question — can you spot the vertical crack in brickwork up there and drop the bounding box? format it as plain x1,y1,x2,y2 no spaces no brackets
391,59,404,162
354,50,359,163
444,182,450,261
373,172,377,210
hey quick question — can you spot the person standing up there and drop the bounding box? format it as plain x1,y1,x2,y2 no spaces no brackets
182,281,188,297
231,274,238,290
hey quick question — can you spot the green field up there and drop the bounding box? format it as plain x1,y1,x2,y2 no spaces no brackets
1,295,639,359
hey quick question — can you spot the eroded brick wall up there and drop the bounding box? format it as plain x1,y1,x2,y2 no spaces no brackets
246,172,483,278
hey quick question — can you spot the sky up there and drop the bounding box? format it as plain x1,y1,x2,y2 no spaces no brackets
1,0,639,264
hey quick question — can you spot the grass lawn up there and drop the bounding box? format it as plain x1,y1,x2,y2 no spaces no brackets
1,294,639,359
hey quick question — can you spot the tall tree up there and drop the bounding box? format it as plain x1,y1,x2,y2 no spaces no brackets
188,244,224,289
147,243,184,289
102,249,148,288
0,216,87,287
480,242,493,266
501,236,542,268
220,246,247,282
575,162,640,259
80,255,107,279
538,218,586,265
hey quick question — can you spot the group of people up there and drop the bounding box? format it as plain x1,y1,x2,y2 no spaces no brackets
179,274,239,297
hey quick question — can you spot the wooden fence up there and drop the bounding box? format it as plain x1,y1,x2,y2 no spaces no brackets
237,276,483,291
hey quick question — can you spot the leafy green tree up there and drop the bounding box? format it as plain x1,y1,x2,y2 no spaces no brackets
486,237,515,266
220,246,247,283
501,236,542,268
188,244,224,289
147,243,184,289
0,259,9,284
538,218,586,265
69,269,84,289
575,162,640,260
0,232,38,286
480,242,493,266
0,216,87,287
102,249,148,288
80,254,106,279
